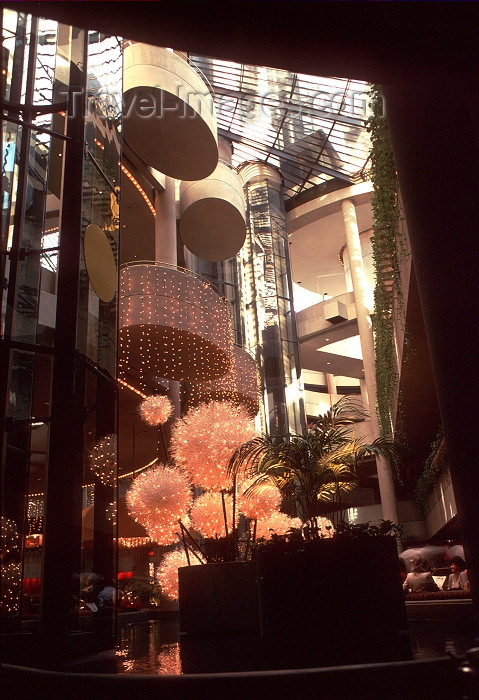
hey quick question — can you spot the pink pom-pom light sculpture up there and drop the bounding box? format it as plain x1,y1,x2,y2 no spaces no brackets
139,395,174,426
190,491,237,539
314,516,335,538
126,465,193,545
238,477,282,520
170,401,256,490
254,511,304,540
156,548,204,601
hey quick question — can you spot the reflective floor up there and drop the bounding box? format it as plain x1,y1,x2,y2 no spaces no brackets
115,615,478,675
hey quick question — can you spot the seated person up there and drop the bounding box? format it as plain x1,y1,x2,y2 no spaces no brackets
403,555,439,593
446,556,469,590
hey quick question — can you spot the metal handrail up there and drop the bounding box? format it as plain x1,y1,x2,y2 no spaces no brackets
119,260,225,299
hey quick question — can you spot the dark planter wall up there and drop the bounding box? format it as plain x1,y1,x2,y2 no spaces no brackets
255,536,407,641
178,561,260,636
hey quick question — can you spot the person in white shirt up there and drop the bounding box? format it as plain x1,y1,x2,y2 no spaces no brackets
446,556,469,590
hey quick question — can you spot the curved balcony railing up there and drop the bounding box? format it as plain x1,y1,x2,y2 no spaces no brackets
119,262,233,383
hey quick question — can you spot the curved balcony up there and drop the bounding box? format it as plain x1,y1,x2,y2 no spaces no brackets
296,292,364,379
123,44,218,181
179,140,246,261
119,262,233,383
187,345,260,416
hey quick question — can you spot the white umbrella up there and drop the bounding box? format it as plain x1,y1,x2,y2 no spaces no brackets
443,544,464,561
399,545,445,571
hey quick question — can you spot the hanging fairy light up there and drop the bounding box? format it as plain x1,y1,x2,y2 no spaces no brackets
156,547,204,601
126,465,193,545
1,517,21,615
255,511,304,540
170,400,257,490
138,395,174,426
238,477,282,521
190,491,237,538
88,434,117,486
119,263,234,387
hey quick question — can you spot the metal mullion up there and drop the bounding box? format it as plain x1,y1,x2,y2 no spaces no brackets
2,113,70,140
3,14,39,339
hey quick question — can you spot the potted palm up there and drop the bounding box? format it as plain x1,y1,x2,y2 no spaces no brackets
228,397,408,645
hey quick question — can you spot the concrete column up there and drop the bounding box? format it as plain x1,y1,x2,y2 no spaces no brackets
359,378,369,415
154,176,177,266
326,373,336,405
154,177,181,416
341,198,400,525
382,75,478,610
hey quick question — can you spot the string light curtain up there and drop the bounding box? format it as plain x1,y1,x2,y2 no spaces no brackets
187,345,260,417
119,262,234,389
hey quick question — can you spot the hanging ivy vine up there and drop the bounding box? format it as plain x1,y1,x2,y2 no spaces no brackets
367,85,406,438
414,427,448,517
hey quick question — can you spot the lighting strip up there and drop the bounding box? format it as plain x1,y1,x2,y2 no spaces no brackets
120,162,156,217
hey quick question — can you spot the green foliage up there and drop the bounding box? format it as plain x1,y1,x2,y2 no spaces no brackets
229,396,405,537
334,518,404,541
367,85,407,438
118,575,160,607
414,428,448,517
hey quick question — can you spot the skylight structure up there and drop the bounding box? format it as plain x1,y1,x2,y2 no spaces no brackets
189,54,372,199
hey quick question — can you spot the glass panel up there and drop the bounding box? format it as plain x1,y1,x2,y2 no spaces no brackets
79,367,117,631
1,347,34,622
190,54,372,199
1,120,21,337
77,32,121,376
23,421,49,621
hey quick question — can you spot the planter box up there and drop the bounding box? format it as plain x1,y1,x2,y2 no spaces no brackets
178,561,260,635
255,536,408,641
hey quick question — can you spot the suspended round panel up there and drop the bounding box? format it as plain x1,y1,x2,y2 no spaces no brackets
179,162,246,261
83,224,117,302
119,263,233,382
123,44,218,181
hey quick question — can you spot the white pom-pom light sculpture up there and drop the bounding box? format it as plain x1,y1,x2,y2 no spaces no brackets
139,395,174,426
126,465,193,545
170,400,256,490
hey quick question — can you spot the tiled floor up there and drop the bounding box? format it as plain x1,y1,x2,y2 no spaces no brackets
115,614,478,676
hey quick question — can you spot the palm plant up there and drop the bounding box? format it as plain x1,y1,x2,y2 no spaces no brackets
228,396,404,538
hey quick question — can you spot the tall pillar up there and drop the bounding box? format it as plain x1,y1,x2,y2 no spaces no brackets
154,176,177,266
382,74,478,610
154,177,181,416
238,162,305,437
341,198,400,525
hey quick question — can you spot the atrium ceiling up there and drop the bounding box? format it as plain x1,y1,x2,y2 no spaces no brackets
189,54,372,200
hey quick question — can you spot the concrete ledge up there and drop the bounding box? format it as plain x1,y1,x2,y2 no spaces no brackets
1,657,469,700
